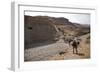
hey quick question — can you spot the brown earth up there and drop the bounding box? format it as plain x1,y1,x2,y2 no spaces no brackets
24,16,90,62
24,33,90,61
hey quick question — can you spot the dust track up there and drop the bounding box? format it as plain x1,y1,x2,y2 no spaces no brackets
24,34,90,62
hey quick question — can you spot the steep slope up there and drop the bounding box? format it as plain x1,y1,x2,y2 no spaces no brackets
24,15,90,49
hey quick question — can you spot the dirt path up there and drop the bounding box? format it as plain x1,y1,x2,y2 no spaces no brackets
49,34,90,60
24,40,68,61
24,34,90,61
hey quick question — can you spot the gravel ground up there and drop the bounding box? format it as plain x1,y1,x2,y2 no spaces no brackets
24,34,90,62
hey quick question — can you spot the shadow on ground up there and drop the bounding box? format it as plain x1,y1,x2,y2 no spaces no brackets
76,53,85,56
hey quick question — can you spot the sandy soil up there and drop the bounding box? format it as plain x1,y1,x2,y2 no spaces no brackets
24,34,90,61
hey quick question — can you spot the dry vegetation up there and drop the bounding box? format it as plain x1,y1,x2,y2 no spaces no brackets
24,16,90,61
49,33,90,60
24,33,90,61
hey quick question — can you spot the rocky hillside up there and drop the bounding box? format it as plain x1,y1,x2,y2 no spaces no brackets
24,15,90,49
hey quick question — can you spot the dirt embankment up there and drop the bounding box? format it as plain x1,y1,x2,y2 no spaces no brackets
24,33,90,61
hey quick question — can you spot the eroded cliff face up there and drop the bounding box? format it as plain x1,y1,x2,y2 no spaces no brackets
24,16,60,48
24,15,90,49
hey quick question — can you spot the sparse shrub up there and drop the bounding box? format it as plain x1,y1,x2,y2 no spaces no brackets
86,36,90,44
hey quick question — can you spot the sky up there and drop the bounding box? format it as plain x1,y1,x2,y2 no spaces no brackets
25,11,90,25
